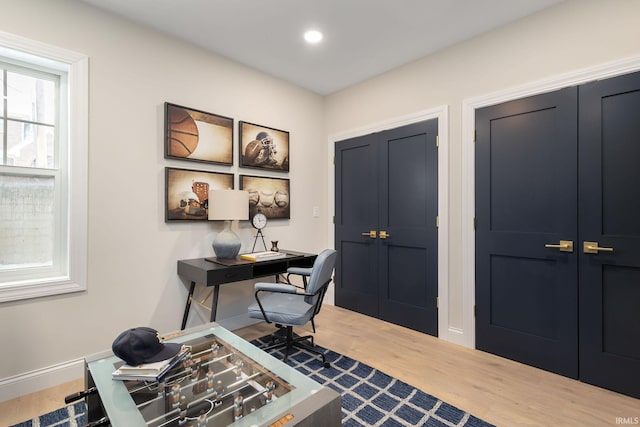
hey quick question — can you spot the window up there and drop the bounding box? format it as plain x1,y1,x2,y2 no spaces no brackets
0,32,88,302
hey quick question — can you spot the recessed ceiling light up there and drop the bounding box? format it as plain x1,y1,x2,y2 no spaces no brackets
304,30,323,44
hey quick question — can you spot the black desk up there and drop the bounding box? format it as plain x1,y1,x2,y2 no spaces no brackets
178,250,316,329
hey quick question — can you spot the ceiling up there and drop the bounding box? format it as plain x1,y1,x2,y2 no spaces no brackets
79,0,562,95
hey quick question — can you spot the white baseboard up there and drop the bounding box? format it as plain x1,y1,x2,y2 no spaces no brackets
441,326,473,349
0,358,84,403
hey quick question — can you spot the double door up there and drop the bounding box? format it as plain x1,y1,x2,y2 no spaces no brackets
334,120,438,335
475,71,640,398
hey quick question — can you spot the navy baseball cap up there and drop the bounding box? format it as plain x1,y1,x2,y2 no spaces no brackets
112,327,182,366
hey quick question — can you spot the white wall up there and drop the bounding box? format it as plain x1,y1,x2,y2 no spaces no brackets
324,0,640,344
0,0,327,396
2,0,640,401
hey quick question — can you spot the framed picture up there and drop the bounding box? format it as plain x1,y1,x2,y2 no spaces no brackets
240,175,290,219
165,167,234,221
165,102,233,165
239,121,289,171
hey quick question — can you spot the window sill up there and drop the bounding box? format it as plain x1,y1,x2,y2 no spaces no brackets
0,277,86,303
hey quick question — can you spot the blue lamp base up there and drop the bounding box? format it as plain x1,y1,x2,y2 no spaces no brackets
212,220,241,259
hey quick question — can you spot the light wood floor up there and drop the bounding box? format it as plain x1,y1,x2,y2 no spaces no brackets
1,305,637,426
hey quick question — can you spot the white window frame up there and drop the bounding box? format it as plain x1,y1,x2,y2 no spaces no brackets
0,31,88,302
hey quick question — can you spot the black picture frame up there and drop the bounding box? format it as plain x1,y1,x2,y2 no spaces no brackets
239,175,290,219
239,121,289,171
165,167,234,221
165,102,234,165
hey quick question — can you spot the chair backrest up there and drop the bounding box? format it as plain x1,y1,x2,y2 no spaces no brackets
305,249,337,305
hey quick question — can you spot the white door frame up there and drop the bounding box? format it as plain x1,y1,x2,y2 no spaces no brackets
462,55,640,348
326,106,454,342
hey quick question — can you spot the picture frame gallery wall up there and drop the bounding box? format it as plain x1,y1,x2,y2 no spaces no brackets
163,102,291,221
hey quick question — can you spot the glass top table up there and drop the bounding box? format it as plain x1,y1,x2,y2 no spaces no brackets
84,323,340,426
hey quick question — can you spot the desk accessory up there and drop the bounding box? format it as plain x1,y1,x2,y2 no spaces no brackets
240,251,287,262
208,189,249,259
251,210,268,251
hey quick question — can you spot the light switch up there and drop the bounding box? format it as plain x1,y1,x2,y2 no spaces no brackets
312,206,320,217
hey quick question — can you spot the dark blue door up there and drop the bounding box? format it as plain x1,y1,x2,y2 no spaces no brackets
377,122,439,335
476,71,640,398
578,71,640,398
475,87,579,378
334,134,380,318
335,120,439,335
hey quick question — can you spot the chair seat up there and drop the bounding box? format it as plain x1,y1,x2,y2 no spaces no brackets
248,293,314,326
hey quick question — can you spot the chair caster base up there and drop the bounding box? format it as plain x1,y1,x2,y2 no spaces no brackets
262,326,330,369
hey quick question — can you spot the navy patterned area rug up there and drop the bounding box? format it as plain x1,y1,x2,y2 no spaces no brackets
10,401,86,427
251,335,494,427
11,336,494,427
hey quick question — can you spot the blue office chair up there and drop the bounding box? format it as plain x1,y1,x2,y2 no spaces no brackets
248,249,337,368
285,265,319,332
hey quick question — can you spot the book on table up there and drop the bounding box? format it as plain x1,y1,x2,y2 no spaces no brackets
112,346,189,381
240,251,287,262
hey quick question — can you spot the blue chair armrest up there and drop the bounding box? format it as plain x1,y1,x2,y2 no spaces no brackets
287,267,312,276
286,267,313,288
255,282,300,294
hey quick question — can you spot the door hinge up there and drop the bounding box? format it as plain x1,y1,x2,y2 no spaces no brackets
473,217,477,229
436,216,439,228
473,305,476,317
333,216,335,224
473,130,477,142
436,135,439,148
436,297,439,309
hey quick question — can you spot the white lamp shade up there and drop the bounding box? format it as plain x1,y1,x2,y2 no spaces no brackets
208,190,249,221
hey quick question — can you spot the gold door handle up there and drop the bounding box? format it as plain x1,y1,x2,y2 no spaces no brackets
379,231,390,239
583,241,614,254
361,230,377,238
544,240,574,252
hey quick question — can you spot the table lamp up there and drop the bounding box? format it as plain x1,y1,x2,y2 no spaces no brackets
208,189,249,259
